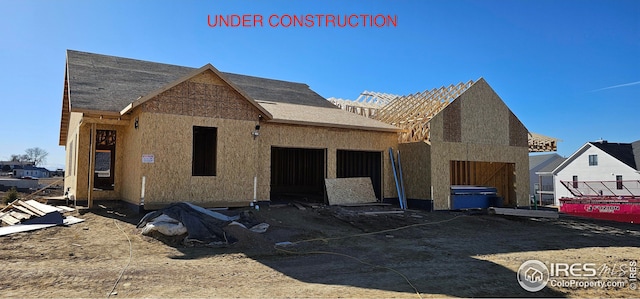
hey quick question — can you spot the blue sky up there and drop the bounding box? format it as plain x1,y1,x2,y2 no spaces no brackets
1,0,638,170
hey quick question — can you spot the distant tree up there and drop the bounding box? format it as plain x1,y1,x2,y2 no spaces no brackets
1,165,10,172
9,154,23,162
24,147,48,166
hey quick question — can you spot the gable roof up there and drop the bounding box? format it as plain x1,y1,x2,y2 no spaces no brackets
60,50,400,144
223,73,338,108
534,154,566,174
589,140,638,170
529,153,561,170
553,140,640,174
66,50,195,114
119,64,272,118
13,165,49,172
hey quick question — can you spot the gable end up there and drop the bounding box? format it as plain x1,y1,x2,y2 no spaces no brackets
142,70,263,121
509,111,528,147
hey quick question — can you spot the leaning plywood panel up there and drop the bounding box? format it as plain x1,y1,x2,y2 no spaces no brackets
325,177,377,205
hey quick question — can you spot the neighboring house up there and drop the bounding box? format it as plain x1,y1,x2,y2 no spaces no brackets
12,165,51,178
552,140,640,205
59,50,400,210
529,153,565,206
0,161,35,172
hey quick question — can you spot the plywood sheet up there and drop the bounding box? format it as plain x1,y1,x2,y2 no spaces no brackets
0,224,57,236
24,200,62,214
489,207,558,219
325,177,377,205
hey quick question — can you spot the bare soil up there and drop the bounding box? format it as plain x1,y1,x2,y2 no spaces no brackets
1,200,639,298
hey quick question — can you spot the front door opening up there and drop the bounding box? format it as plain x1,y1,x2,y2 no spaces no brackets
94,130,116,190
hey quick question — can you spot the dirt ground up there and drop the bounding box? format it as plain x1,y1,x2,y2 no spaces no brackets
1,199,639,298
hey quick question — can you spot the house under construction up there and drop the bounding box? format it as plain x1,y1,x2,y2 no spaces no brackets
59,50,556,211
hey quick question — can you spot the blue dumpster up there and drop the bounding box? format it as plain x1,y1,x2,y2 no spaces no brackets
450,185,502,209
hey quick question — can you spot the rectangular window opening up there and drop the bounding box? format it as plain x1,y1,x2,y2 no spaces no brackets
588,154,598,166
616,175,623,190
193,126,217,176
572,175,579,188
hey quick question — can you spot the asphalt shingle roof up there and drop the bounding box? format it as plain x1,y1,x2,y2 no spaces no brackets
67,50,337,112
65,50,399,132
67,50,194,113
590,141,638,170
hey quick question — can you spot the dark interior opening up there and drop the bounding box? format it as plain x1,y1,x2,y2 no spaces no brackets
270,147,326,202
192,126,218,176
94,130,116,190
337,150,383,200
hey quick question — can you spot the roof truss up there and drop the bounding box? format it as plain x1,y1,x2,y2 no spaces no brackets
375,80,474,143
328,80,558,152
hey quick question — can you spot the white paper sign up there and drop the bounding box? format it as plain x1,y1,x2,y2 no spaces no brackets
142,154,155,163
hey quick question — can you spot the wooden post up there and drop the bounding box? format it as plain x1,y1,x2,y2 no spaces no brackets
88,123,96,209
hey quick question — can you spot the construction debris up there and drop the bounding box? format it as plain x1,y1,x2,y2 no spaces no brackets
489,207,559,219
137,202,268,247
0,199,84,236
292,202,306,210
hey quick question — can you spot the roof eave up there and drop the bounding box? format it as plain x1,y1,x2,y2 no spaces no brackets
58,59,71,146
552,142,592,174
267,118,403,133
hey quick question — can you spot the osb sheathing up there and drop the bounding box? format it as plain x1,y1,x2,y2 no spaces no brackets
398,142,431,200
509,111,529,147
63,112,83,198
257,123,399,200
428,79,530,209
129,71,263,208
325,177,378,205
136,113,259,209
142,71,262,121
119,108,143,205
442,100,461,143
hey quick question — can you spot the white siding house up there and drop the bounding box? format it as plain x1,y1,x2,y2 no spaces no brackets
12,165,51,179
552,140,640,205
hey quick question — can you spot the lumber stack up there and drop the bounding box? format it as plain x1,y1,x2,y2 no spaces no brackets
0,200,73,226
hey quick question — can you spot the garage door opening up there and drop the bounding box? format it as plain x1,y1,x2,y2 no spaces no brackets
450,160,516,206
337,150,383,200
270,147,326,203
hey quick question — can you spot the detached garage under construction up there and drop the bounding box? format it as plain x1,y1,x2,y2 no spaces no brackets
330,78,555,209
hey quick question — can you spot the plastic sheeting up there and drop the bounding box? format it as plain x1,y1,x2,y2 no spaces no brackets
137,202,270,246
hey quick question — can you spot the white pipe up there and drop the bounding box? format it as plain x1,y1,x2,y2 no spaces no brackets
253,176,257,201
140,176,146,205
